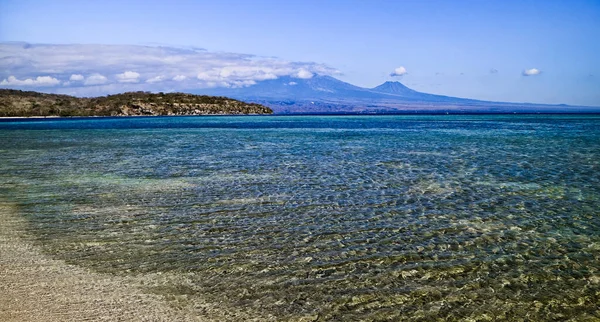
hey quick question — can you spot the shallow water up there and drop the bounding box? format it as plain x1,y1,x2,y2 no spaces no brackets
1,115,599,320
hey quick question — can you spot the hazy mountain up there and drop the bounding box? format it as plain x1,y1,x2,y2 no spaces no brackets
370,81,484,103
371,81,419,96
194,75,599,114
197,75,390,100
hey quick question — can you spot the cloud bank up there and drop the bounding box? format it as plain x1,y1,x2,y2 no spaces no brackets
390,66,407,77
522,68,541,76
69,74,84,81
116,71,140,83
84,74,108,85
0,75,60,86
0,42,339,96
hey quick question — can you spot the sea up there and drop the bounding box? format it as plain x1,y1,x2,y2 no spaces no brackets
1,114,599,320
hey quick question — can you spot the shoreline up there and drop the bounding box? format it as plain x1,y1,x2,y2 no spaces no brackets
0,202,201,322
2,112,600,120
0,113,271,119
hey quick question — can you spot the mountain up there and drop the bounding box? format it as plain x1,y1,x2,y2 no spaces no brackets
193,75,464,113
370,81,483,103
371,81,419,96
197,75,389,101
194,75,599,114
0,90,272,117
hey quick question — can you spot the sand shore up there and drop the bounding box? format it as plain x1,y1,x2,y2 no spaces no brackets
0,202,201,322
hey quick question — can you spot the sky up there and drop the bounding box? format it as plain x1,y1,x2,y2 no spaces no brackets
1,0,599,106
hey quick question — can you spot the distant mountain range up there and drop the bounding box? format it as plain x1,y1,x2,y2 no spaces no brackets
194,75,600,114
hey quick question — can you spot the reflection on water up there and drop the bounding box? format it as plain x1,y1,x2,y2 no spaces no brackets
1,115,599,320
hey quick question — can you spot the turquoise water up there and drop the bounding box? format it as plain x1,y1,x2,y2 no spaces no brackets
1,115,599,320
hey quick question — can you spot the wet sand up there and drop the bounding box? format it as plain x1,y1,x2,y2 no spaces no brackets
0,202,200,322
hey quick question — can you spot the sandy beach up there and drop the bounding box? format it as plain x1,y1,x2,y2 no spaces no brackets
0,202,201,322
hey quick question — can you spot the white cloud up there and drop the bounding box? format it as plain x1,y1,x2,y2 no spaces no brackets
196,65,284,87
287,82,297,86
84,74,108,85
218,66,278,81
390,66,408,77
146,75,163,83
196,71,217,81
296,69,313,79
116,71,140,83
0,43,339,94
196,68,261,88
523,68,541,76
69,74,84,81
0,75,60,86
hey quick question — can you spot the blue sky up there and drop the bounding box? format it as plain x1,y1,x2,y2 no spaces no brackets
1,0,599,105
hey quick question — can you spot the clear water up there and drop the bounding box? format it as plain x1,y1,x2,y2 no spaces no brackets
1,115,599,321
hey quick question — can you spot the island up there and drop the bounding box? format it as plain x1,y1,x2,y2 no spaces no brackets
0,89,273,117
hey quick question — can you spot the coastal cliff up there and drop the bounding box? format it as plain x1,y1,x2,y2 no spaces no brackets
0,89,273,117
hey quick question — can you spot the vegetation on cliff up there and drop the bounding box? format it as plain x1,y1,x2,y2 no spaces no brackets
0,89,272,117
